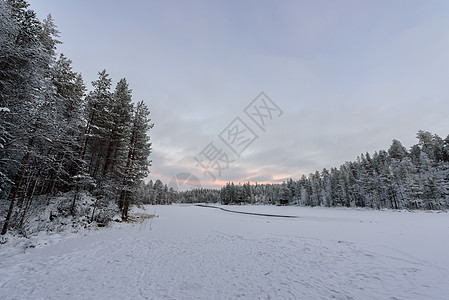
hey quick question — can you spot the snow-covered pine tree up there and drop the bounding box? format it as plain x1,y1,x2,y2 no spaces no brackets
45,53,86,214
321,168,332,207
102,78,133,179
388,139,408,160
119,101,153,219
81,70,112,179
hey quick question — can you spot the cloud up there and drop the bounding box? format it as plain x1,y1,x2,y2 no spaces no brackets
30,0,449,189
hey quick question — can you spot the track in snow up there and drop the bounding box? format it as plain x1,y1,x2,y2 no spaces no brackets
195,204,299,218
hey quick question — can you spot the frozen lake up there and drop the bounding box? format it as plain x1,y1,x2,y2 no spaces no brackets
1,205,448,299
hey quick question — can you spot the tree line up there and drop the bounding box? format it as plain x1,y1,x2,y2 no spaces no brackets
0,0,153,235
173,130,449,210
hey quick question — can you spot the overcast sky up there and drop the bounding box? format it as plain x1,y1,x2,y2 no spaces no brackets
30,0,449,189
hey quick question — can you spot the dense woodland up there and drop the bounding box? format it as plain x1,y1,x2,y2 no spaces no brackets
0,0,153,235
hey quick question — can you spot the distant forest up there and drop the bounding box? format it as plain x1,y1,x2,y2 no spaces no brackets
141,130,449,211
1,0,153,234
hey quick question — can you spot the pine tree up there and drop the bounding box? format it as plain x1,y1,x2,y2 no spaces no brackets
388,139,408,160
44,54,86,195
81,70,112,179
102,78,133,178
119,101,153,219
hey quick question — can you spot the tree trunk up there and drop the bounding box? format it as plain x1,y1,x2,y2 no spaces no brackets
121,191,130,220
70,188,79,216
80,108,96,160
18,176,39,228
102,126,117,176
90,201,96,223
2,167,25,234
1,137,33,235
46,151,67,200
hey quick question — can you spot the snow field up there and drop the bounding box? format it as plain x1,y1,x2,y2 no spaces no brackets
1,205,448,299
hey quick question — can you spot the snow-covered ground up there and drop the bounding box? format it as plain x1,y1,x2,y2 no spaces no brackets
1,205,449,299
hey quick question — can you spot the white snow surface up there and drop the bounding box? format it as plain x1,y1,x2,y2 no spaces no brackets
1,204,449,299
